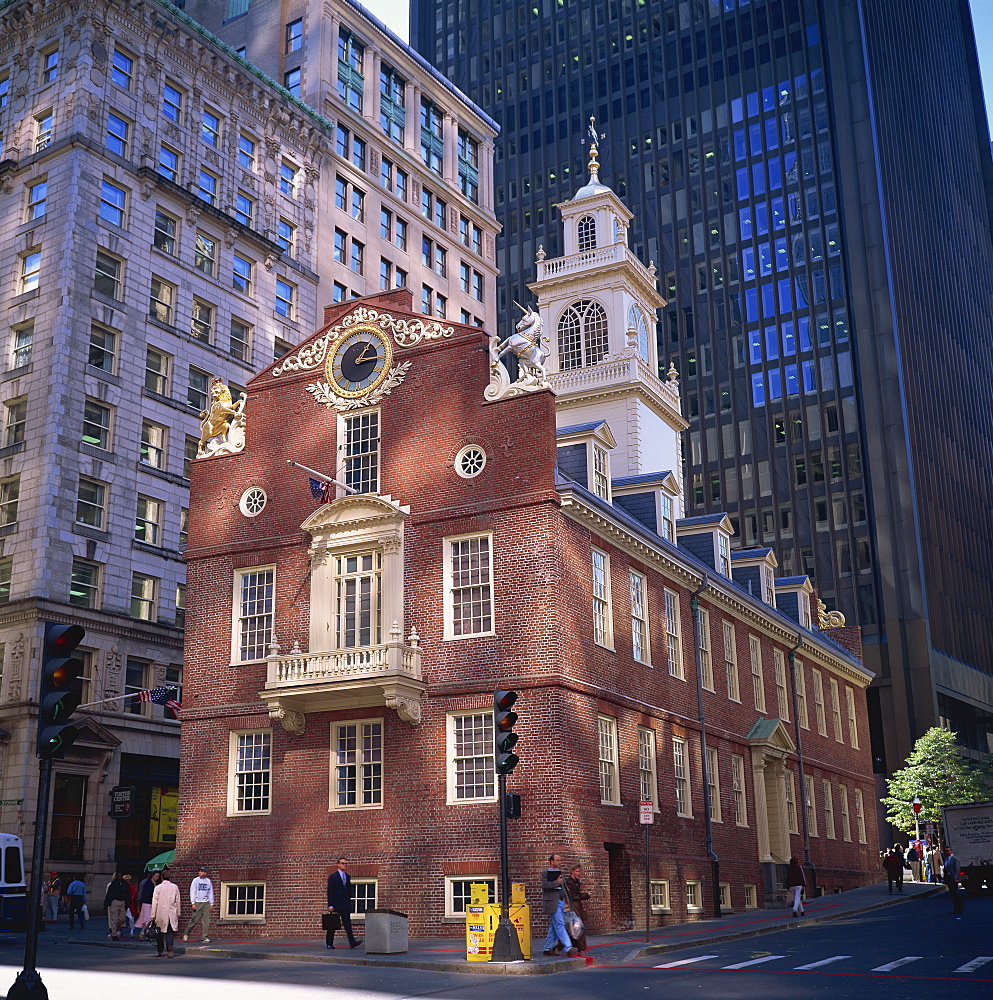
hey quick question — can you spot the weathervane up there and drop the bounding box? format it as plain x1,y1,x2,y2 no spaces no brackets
581,115,606,184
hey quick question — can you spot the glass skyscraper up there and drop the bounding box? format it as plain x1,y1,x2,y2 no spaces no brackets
411,0,993,777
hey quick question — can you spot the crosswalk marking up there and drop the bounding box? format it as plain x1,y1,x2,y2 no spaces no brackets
954,957,993,973
723,955,786,969
794,955,852,970
654,955,719,968
871,956,923,972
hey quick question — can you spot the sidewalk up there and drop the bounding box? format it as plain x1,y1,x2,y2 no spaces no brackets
71,880,942,976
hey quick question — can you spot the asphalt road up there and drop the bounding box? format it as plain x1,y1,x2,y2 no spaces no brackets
1,892,989,999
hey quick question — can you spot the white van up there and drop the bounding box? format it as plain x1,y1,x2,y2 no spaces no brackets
0,833,27,929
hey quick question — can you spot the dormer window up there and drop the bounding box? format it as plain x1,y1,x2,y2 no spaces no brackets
592,445,610,500
718,532,731,575
558,299,608,370
557,420,616,500
578,215,597,251
660,492,675,541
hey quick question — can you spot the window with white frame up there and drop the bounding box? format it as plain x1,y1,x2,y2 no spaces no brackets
698,608,713,690
638,727,658,808
785,769,798,833
659,491,676,542
854,787,866,842
598,715,620,804
234,567,274,662
332,719,383,809
442,535,493,639
706,745,721,822
350,879,377,918
228,730,271,815
750,636,766,712
822,779,835,838
650,880,670,911
812,668,827,734
795,660,809,728
445,876,497,917
673,736,691,816
718,532,731,576
665,589,683,679
723,622,740,701
591,548,612,647
686,881,702,910
592,445,610,499
743,884,757,908
447,712,495,803
731,753,748,826
340,410,379,494
844,685,859,748
221,882,265,921
630,570,649,664
719,882,732,911
0,475,19,526
829,677,843,742
839,784,852,841
804,773,818,836
774,649,790,720
334,552,381,648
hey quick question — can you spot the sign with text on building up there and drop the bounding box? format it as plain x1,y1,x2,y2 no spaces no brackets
639,799,655,824
109,785,136,820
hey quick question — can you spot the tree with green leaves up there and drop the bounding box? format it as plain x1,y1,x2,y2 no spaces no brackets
881,728,993,835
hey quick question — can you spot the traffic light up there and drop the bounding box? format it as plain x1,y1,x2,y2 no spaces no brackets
37,623,86,760
494,689,520,775
504,792,522,819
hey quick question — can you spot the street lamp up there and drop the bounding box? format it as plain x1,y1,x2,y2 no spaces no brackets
912,795,922,844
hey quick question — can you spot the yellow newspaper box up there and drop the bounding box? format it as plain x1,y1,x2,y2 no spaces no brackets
464,883,531,961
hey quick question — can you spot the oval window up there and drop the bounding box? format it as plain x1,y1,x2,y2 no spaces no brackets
454,445,486,479
239,487,267,517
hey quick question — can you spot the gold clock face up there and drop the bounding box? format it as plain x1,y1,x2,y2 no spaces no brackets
325,324,393,398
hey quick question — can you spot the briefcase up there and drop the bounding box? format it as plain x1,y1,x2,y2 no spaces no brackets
321,911,342,932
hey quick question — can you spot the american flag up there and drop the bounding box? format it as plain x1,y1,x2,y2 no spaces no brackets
138,687,182,713
308,477,335,502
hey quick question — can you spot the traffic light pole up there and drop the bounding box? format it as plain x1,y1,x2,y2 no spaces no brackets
491,772,523,961
9,757,54,1000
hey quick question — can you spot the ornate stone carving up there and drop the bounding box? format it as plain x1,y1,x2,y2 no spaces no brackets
385,695,422,725
485,303,551,401
5,632,25,703
307,361,411,412
817,599,846,629
269,706,305,735
105,645,122,698
197,378,247,458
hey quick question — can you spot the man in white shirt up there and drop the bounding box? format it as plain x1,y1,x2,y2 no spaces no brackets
183,866,215,943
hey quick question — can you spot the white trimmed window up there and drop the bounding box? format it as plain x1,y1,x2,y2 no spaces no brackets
334,551,382,648
823,779,835,839
332,719,383,809
774,649,790,720
854,787,866,842
686,881,702,911
845,686,859,748
785,769,798,833
699,608,713,690
598,715,620,804
749,636,766,712
706,745,721,822
350,880,377,919
592,444,610,499
665,589,683,679
592,548,613,647
445,876,497,917
673,736,691,816
233,566,274,662
812,669,827,735
796,660,809,729
829,677,844,742
447,712,495,803
650,879,670,912
804,773,818,836
340,410,379,494
445,534,493,639
743,884,757,908
638,726,658,808
659,491,676,542
228,730,271,815
731,753,748,826
630,570,649,664
719,882,732,911
723,622,740,701
839,784,852,841
221,882,265,922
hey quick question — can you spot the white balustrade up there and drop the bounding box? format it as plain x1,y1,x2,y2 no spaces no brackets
266,640,422,687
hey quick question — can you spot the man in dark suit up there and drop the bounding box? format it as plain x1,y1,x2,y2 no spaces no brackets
326,857,362,948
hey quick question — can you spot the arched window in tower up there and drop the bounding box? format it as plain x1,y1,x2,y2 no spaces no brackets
577,216,597,252
628,306,650,362
558,300,609,370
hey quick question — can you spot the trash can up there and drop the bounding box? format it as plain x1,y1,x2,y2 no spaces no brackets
364,909,408,954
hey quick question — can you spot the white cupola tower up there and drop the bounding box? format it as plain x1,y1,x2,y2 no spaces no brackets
530,119,687,508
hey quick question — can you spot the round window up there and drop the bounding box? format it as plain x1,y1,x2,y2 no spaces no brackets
454,445,487,479
239,487,267,517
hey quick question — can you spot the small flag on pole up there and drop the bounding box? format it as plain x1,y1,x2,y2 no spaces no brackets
308,477,335,502
138,687,182,714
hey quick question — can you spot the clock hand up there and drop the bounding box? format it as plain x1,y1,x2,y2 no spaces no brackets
355,343,379,365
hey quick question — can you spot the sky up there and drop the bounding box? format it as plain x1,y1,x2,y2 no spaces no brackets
359,0,993,131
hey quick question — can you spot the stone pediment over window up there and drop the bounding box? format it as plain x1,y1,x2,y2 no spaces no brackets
301,494,410,553
746,717,796,754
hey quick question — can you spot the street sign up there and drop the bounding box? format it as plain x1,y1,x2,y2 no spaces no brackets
639,799,654,824
109,785,136,820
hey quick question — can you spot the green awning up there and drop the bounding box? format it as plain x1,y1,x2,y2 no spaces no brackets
145,850,175,872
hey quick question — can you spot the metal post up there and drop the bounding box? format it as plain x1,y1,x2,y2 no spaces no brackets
490,772,523,961
9,757,53,1000
645,821,651,942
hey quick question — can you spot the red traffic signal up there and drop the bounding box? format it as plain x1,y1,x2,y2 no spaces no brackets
494,690,520,774
38,623,86,760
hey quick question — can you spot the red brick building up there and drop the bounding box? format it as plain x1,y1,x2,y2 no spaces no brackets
179,165,878,938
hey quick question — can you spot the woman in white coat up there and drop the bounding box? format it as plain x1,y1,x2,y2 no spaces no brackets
149,871,181,958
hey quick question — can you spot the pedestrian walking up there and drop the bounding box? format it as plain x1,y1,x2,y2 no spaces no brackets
563,864,591,955
325,857,362,949
123,874,139,937
150,871,181,957
540,853,575,957
905,844,921,882
882,848,904,893
183,867,214,943
103,871,131,940
135,871,161,933
785,856,806,916
43,872,62,927
929,845,944,884
66,876,87,930
942,846,964,914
